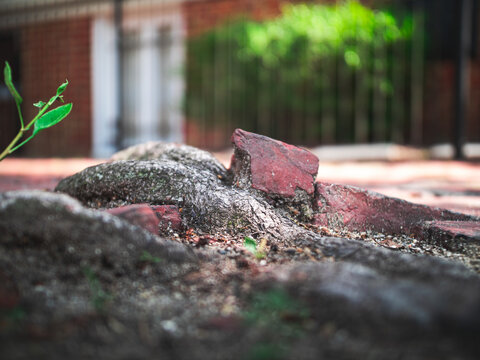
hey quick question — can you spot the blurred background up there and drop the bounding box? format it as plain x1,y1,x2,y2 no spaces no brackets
0,0,478,159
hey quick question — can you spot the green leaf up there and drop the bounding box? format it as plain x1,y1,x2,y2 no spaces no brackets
244,236,257,254
47,95,57,106
33,103,72,136
33,100,46,108
56,79,69,96
3,61,22,106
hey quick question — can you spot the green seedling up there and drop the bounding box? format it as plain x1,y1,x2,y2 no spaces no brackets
244,236,266,259
243,289,310,360
244,289,310,334
83,267,112,313
0,61,72,161
139,250,162,264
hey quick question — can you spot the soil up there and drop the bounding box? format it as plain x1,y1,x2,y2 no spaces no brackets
1,153,480,359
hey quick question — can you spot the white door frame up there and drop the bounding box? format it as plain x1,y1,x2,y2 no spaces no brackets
91,5,185,157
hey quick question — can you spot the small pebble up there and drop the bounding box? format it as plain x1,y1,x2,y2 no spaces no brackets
161,320,179,334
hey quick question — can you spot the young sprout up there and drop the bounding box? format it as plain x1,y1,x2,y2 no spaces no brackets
0,61,72,161
244,236,267,259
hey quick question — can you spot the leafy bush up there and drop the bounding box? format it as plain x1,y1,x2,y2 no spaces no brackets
186,0,413,145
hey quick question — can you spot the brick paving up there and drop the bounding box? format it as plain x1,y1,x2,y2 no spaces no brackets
1,157,480,216
0,158,102,192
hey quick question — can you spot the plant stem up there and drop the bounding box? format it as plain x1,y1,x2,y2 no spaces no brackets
25,103,49,130
0,102,51,161
0,128,26,161
15,101,24,128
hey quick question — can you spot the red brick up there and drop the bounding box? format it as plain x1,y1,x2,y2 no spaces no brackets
106,204,159,235
422,220,480,251
20,17,92,157
151,205,183,234
313,182,474,236
230,128,319,198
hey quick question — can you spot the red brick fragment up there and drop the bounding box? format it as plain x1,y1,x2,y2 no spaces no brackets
106,204,159,235
151,205,183,233
422,220,480,251
314,182,474,236
230,128,319,198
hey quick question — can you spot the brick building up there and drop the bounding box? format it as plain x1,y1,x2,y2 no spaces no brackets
0,0,478,157
0,0,285,157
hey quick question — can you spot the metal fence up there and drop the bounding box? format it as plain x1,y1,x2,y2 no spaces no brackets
185,1,425,149
0,0,478,157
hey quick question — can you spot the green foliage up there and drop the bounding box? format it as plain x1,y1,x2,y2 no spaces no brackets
248,342,285,360
139,250,162,264
186,1,413,144
33,103,73,137
4,62,22,106
83,267,112,313
243,289,310,360
3,306,26,322
0,306,26,332
237,1,410,67
244,289,309,334
33,101,46,108
244,236,257,253
244,236,266,259
0,62,72,161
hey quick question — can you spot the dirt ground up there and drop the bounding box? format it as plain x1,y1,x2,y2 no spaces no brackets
1,156,480,217
2,152,480,360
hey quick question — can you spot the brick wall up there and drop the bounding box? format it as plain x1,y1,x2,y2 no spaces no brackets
20,16,92,157
0,100,19,153
0,32,20,153
183,0,283,37
3,0,478,157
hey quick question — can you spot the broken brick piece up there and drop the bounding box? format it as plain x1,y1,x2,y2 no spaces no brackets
151,205,183,233
313,182,474,236
422,220,480,252
230,128,319,198
106,204,159,235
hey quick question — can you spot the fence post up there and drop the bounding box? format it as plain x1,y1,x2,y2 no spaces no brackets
453,0,473,160
114,0,124,151
410,4,424,146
